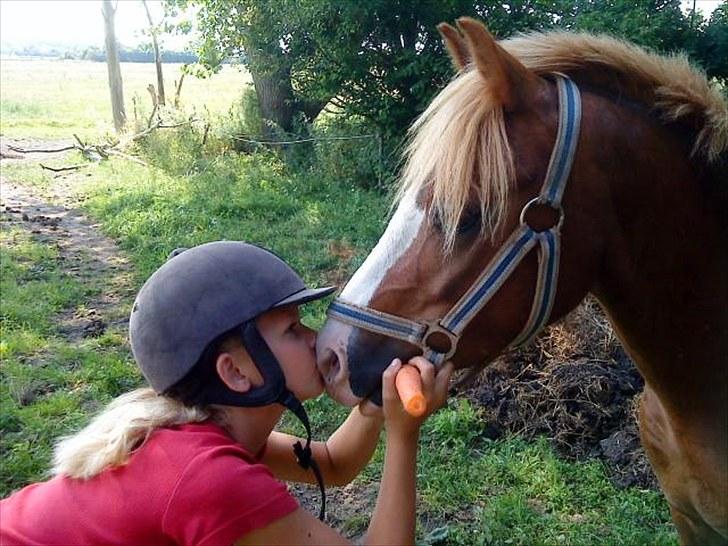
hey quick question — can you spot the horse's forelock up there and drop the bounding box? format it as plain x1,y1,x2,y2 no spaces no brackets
398,69,515,253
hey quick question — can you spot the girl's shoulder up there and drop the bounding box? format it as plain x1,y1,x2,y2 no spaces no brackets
154,422,299,545
142,420,258,468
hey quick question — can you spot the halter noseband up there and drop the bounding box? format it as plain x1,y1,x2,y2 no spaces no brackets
328,75,582,366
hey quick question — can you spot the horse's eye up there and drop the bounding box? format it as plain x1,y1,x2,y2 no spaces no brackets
430,209,480,234
457,210,480,233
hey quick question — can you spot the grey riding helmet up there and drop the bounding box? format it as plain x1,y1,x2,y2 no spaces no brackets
130,241,334,395
129,241,334,520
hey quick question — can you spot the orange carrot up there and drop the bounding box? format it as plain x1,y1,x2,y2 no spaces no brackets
395,364,427,417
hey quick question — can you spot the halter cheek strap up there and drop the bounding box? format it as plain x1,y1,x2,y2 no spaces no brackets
328,75,582,367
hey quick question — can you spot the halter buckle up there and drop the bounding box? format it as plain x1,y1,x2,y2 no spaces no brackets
519,197,564,233
422,321,458,361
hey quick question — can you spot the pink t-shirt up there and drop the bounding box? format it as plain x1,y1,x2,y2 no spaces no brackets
0,422,298,546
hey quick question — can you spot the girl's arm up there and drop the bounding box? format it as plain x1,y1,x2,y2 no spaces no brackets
237,358,453,546
261,405,384,486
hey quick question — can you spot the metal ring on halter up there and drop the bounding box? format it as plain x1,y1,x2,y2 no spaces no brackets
519,197,565,233
422,321,458,361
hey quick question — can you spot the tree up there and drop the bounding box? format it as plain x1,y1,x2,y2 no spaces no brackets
142,0,166,106
695,2,728,84
560,0,697,53
170,0,558,139
167,1,329,137
280,0,562,137
102,0,126,132
169,0,721,140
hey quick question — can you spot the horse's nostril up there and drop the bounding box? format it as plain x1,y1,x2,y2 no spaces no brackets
326,352,341,385
319,349,341,385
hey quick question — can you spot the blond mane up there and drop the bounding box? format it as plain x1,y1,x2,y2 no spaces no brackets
399,31,728,250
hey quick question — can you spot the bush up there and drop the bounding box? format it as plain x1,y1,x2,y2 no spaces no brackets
225,86,264,153
311,114,384,190
220,89,389,190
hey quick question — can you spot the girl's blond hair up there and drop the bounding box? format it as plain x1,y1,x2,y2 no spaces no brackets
52,388,213,480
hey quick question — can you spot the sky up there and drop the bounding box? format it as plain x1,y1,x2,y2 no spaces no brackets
0,0,195,50
0,0,723,51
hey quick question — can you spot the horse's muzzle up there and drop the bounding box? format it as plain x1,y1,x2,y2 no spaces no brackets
316,320,362,406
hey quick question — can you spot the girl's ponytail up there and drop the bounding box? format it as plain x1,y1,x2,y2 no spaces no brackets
52,388,211,479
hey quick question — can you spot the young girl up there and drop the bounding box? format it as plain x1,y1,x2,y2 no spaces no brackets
0,241,453,546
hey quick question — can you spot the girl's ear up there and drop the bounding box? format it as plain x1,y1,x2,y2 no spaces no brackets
215,352,254,394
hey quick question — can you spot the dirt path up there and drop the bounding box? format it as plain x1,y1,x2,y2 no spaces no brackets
1,136,134,339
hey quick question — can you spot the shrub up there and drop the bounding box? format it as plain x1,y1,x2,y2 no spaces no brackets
311,114,385,190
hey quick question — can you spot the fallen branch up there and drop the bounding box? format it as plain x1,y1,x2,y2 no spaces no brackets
8,144,75,154
105,149,149,167
29,117,195,171
159,119,196,129
124,117,196,145
73,134,83,146
40,163,89,172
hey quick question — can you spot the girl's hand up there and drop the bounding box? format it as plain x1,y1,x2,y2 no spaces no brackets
381,356,453,437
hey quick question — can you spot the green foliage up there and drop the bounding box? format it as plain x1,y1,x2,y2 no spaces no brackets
170,0,723,142
235,86,264,138
695,2,728,83
311,114,385,190
172,0,559,138
218,89,387,190
562,0,696,53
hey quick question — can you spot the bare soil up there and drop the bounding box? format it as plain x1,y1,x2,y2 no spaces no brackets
460,299,657,489
1,136,133,341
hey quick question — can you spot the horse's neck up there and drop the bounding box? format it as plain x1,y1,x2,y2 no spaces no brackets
589,107,727,421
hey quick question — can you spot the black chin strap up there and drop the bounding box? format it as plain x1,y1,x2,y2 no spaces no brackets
239,323,326,521
193,322,327,521
279,391,326,522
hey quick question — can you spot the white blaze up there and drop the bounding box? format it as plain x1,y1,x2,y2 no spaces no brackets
340,192,424,305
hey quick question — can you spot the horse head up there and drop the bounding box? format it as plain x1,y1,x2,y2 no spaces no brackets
316,18,608,405
316,15,728,408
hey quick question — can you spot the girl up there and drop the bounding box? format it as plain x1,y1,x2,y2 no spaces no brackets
1,241,453,546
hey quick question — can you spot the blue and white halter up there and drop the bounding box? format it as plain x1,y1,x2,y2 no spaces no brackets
328,75,582,366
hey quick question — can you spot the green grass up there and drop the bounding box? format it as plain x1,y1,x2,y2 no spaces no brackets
0,227,140,493
72,136,388,328
0,161,55,191
414,402,675,545
0,59,250,138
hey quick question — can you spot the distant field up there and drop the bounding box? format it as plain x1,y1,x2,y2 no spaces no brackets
0,59,251,138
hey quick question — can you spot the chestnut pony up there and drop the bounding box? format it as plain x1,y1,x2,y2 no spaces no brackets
316,17,727,545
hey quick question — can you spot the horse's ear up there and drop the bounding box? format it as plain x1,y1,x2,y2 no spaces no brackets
455,17,536,111
438,22,469,72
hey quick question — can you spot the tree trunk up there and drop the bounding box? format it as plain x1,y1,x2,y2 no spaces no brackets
248,63,296,137
102,0,126,132
142,0,165,106
248,65,329,139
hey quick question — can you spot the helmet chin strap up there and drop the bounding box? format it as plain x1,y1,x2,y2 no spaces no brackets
278,391,326,521
239,323,327,522
191,322,327,521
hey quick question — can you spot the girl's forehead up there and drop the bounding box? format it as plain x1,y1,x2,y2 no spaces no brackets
259,304,300,326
